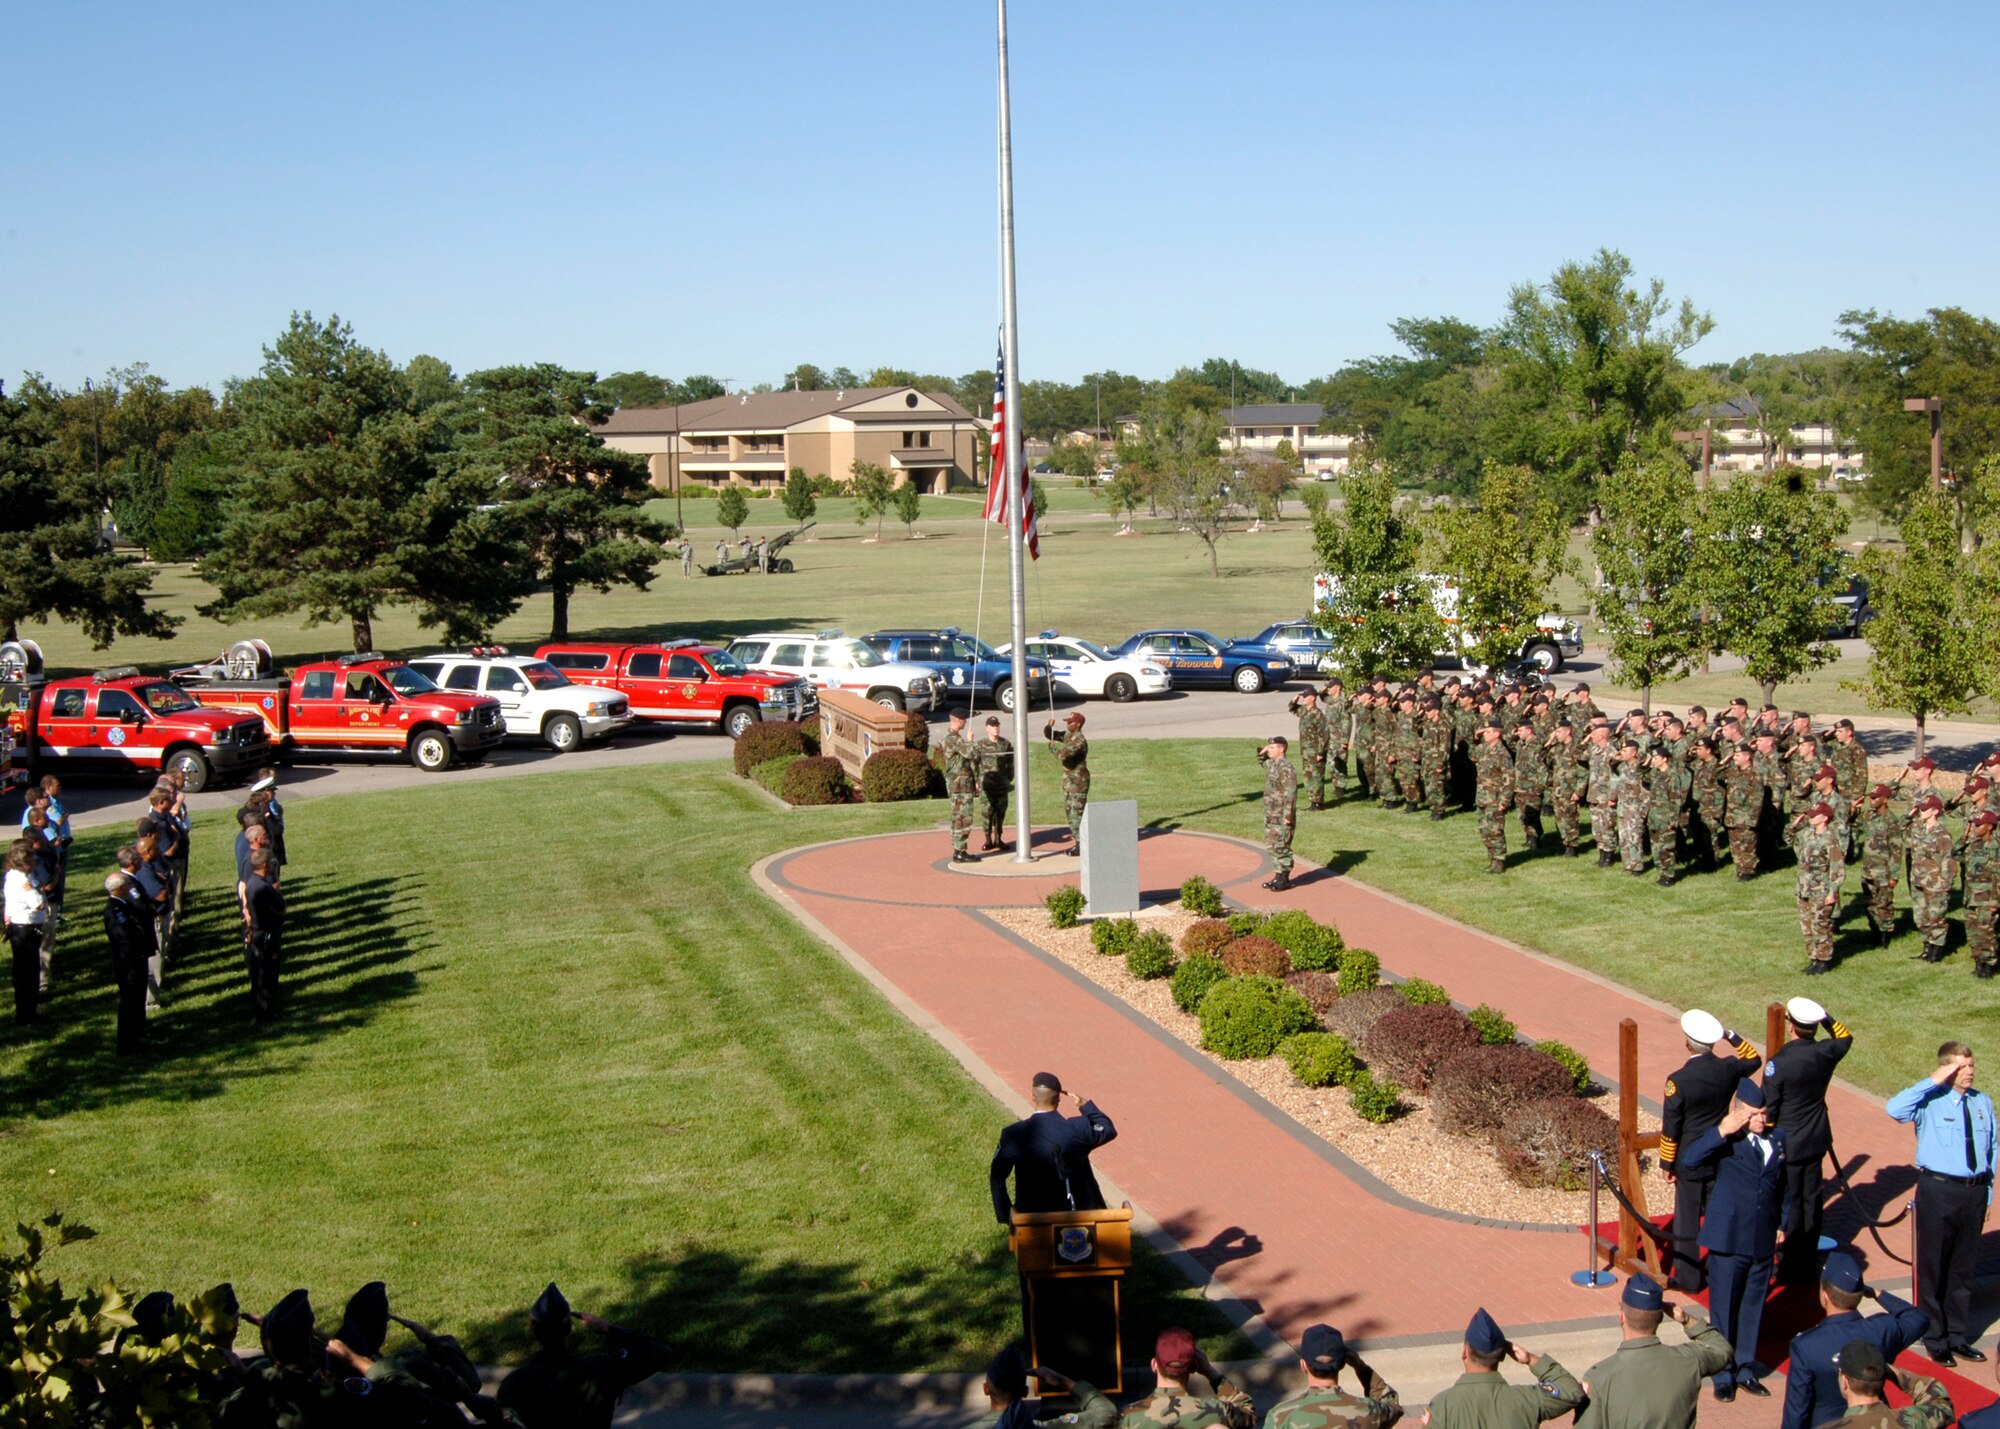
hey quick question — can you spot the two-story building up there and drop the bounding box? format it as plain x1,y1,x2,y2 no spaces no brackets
1698,397,1863,477
1219,403,1356,474
593,386,983,494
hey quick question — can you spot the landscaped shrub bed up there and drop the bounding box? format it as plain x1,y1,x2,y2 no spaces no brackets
734,720,809,776
860,747,933,802
1363,1004,1481,1094
1179,876,1226,917
1220,935,1290,978
1170,953,1228,1013
1429,1044,1578,1137
1126,930,1176,980
1091,918,1139,957
1180,919,1237,959
1280,1032,1357,1088
1261,910,1342,971
1320,985,1405,1043
781,756,850,805
1046,885,1085,929
1497,1096,1618,1190
1284,970,1341,1020
752,754,802,796
1198,976,1317,1059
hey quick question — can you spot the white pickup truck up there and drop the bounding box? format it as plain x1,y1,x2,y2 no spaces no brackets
406,649,631,752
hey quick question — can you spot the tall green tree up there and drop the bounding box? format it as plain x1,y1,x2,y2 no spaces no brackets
1101,468,1144,526
1690,471,1847,706
596,371,674,409
199,313,518,652
1309,458,1443,678
0,380,179,646
1124,404,1233,574
1423,464,1572,671
1309,317,1489,494
1591,456,1705,710
1837,306,2000,519
715,485,750,535
456,364,669,641
1483,249,1713,516
890,478,923,536
849,460,891,538
1849,487,1995,757
782,467,817,524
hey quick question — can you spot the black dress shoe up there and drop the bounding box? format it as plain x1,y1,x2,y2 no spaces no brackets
1713,1383,1736,1403
1737,1378,1770,1398
1953,1345,1987,1363
1931,1351,1956,1368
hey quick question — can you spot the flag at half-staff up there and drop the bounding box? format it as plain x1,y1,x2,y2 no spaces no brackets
983,339,1040,559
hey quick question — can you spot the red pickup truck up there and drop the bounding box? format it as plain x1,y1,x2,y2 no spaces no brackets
1,640,271,792
535,639,817,739
170,641,505,771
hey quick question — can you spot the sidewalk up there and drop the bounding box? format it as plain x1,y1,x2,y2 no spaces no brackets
756,825,2000,1421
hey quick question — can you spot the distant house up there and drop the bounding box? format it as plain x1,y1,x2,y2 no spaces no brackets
1694,397,1863,476
594,387,983,494
1220,403,1355,473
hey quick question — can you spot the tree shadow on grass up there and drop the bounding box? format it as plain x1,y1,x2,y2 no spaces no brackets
0,871,432,1121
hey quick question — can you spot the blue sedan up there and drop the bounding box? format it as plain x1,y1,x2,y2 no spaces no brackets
1107,629,1295,693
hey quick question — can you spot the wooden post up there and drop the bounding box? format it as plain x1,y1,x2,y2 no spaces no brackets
1612,1017,1667,1279
1765,1002,1786,1066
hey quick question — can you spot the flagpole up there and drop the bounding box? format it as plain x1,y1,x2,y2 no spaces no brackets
997,0,1034,863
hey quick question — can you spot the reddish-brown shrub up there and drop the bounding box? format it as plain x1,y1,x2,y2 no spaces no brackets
782,756,850,806
1495,1096,1618,1190
1284,970,1340,1021
1429,1045,1579,1138
1320,985,1406,1044
1221,935,1291,978
1180,919,1236,959
1362,1003,1481,1094
902,711,930,748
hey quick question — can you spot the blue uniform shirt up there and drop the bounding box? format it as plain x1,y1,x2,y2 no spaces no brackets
1886,1077,1997,1181
1778,1290,1928,1429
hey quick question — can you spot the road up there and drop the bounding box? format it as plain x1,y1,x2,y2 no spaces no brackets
37,649,1999,833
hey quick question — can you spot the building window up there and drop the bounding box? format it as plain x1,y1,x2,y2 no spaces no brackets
917,431,931,448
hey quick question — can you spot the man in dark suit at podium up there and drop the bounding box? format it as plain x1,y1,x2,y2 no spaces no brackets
991,1071,1118,1221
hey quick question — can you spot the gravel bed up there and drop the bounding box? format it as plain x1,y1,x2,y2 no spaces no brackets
988,905,1670,1227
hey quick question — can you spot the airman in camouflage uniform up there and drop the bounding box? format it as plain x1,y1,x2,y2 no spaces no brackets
1795,802,1846,973
1374,695,1403,809
1511,718,1548,849
1565,682,1605,728
1046,712,1090,858
1351,693,1378,800
1546,721,1585,855
1263,1323,1401,1429
1906,795,1955,962
1471,722,1514,875
1781,736,1823,848
1614,742,1649,876
1822,1342,1953,1429
1855,784,1905,945
1420,701,1452,819
1722,747,1766,878
1321,680,1353,800
1262,736,1298,892
1646,746,1687,885
1422,1308,1582,1429
1829,720,1869,827
940,709,980,863
1585,725,1621,867
1957,810,2000,978
1292,691,1331,810
1395,694,1426,812
974,716,1015,852
1121,1329,1254,1429
1751,733,1787,862
1688,739,1724,870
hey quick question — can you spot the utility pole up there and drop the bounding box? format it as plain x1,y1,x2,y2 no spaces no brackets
1903,396,1944,487
1671,420,1714,492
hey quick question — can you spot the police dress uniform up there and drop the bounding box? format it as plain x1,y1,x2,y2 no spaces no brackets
1575,1276,1732,1429
1658,1014,1762,1291
1681,1080,1787,1393
1778,1253,1927,1429
1885,1069,1997,1358
1763,999,1852,1285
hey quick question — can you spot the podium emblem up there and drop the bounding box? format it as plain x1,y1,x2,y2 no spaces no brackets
1056,1225,1094,1263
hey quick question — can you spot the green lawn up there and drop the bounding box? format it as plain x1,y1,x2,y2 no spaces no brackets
0,764,1246,1369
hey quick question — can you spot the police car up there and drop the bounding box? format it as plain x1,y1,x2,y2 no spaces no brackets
725,631,943,712
994,633,1170,702
1105,629,1294,693
861,628,1051,712
405,648,631,752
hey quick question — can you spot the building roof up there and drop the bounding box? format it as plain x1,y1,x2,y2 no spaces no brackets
594,387,974,436
1694,396,1764,423
1221,403,1325,427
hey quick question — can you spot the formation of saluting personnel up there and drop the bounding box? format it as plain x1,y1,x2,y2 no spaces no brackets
1290,673,2000,976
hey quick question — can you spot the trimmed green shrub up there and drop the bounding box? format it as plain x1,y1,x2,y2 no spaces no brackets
1170,954,1228,1014
1362,1004,1481,1094
781,756,849,806
752,753,802,795
1226,911,1268,938
1399,978,1451,1007
1347,1070,1405,1124
1180,875,1226,918
1046,885,1085,929
799,715,821,749
1261,910,1343,971
1535,1039,1593,1094
1496,1096,1617,1189
1335,946,1380,996
1090,918,1139,957
1320,985,1405,1044
1285,969,1340,1021
1221,935,1291,978
1198,976,1317,1060
1180,919,1236,958
733,720,809,776
1468,1004,1518,1046
1280,1032,1357,1088
861,747,934,801
902,711,930,748
1126,930,1176,980
1430,1045,1579,1137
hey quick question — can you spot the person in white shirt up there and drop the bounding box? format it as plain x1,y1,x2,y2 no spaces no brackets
5,839,51,1025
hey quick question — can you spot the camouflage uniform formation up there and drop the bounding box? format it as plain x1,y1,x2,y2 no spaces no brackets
1958,815,2000,975
1322,688,1352,797
1351,696,1377,800
1645,753,1686,884
1374,700,1402,808
1420,706,1452,818
1856,793,1905,942
1471,730,1515,873
974,729,1015,851
1511,725,1549,847
1613,751,1648,875
1688,746,1724,869
1395,700,1425,811
1547,729,1585,854
940,722,979,860
1794,811,1846,969
1263,743,1298,887
1294,699,1331,809
1586,736,1621,866
1047,718,1091,855
1118,1385,1256,1429
1907,804,1956,960
1722,755,1765,878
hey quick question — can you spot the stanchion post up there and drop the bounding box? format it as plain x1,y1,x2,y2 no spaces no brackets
1571,1151,1618,1288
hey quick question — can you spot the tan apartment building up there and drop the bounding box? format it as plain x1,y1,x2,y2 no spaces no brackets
1697,397,1863,477
593,386,983,494
1221,403,1356,474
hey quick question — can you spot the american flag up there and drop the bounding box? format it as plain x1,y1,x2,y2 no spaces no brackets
983,338,1039,558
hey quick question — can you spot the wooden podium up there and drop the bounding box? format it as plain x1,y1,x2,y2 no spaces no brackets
1009,1204,1132,1393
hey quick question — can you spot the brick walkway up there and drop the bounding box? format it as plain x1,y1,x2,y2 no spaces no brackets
758,826,1996,1415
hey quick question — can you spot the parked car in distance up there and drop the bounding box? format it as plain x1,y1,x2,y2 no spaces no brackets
994,633,1170,702
725,631,943,712
1105,629,1293,693
1241,619,1336,676
861,629,1050,712
407,648,630,752
534,640,816,739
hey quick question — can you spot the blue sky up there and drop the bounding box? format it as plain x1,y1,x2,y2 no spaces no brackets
4,1,1995,394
